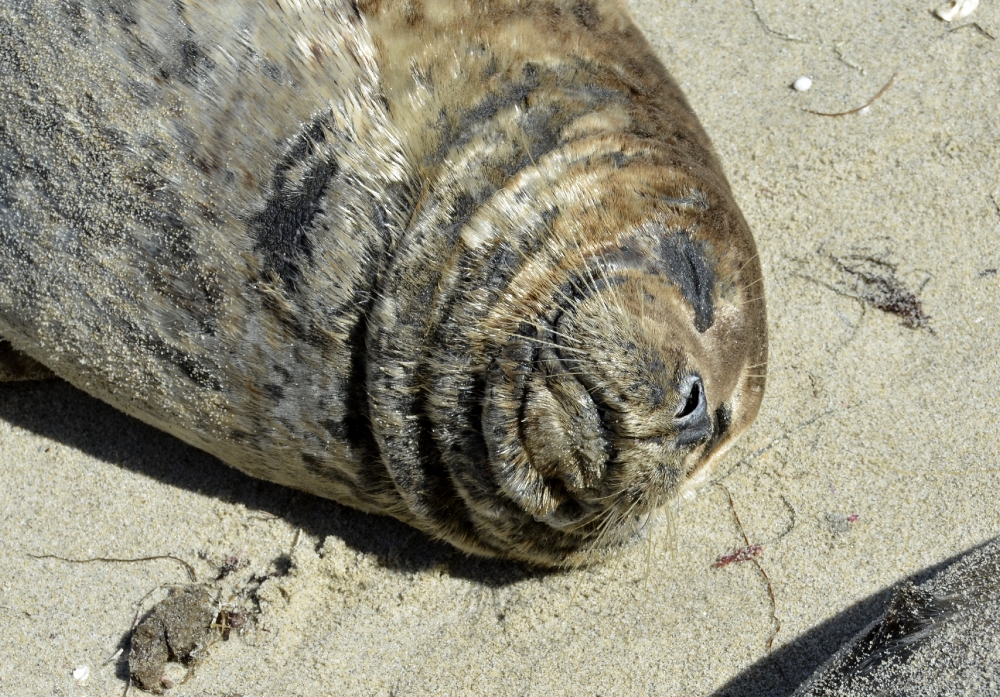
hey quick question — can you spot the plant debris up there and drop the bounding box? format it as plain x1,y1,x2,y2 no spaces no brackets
796,249,933,330
830,253,932,329
714,544,764,568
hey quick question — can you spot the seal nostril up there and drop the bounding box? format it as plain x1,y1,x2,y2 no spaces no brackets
675,377,702,419
675,375,712,447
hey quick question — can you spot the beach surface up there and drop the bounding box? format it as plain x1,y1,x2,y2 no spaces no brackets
2,0,999,694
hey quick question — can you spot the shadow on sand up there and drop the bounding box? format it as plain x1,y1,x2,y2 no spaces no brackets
0,379,540,587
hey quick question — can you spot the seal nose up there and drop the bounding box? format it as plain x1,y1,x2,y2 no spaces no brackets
674,374,712,447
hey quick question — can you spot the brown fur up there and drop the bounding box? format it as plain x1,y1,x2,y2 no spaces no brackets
0,0,766,566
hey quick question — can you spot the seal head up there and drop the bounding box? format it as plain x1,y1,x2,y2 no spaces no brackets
399,165,766,565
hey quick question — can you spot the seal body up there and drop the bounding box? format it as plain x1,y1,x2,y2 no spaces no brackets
0,0,766,565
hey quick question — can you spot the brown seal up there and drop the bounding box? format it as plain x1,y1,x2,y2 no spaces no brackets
0,0,766,566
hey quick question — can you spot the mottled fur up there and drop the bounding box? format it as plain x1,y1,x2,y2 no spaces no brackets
0,0,766,565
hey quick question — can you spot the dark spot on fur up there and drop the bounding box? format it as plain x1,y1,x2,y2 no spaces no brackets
516,322,538,339
59,1,90,42
403,0,423,25
150,337,222,391
481,54,499,80
371,201,395,247
520,106,562,162
639,350,669,406
715,403,731,436
301,452,324,470
482,244,519,291
572,0,599,29
272,363,292,383
656,231,716,333
103,1,138,28
321,418,346,439
433,63,541,162
250,116,338,291
444,191,479,240
262,383,284,401
178,39,208,81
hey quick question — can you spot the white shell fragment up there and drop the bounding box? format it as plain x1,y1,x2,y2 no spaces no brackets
935,0,979,21
72,665,90,685
793,76,813,92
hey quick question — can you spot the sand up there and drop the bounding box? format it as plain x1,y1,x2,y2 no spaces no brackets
2,0,999,695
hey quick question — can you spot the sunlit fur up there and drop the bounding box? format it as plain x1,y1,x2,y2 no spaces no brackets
0,0,766,566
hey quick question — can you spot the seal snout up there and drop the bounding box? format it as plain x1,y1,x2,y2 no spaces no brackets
673,374,712,447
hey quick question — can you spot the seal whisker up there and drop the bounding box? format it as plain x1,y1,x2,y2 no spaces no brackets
739,276,767,291
535,325,586,347
736,252,762,275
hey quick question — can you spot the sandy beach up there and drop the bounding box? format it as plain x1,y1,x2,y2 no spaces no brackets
2,0,999,694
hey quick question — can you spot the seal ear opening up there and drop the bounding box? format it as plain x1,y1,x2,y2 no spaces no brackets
674,374,712,447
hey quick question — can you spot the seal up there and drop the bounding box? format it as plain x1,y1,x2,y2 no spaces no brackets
0,0,767,566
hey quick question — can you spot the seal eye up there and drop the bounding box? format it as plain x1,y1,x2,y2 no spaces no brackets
674,375,712,447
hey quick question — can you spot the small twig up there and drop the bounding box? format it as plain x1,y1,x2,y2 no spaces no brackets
717,484,782,652
774,495,799,542
748,0,807,42
805,74,896,117
946,22,996,39
833,43,866,74
794,252,932,330
27,553,197,582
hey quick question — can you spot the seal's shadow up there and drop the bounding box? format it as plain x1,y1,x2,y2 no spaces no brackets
0,379,538,586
